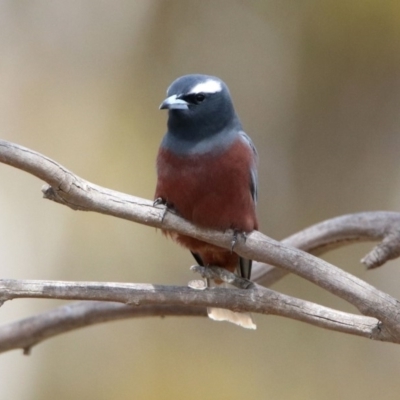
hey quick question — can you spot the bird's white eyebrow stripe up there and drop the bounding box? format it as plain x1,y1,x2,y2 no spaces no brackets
189,79,222,94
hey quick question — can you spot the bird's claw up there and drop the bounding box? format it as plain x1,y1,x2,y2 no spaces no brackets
153,197,168,222
231,234,237,252
231,230,248,252
153,197,165,207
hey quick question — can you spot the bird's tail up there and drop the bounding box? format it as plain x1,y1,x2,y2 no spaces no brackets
207,282,256,330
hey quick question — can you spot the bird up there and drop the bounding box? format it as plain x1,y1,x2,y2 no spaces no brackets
154,74,258,329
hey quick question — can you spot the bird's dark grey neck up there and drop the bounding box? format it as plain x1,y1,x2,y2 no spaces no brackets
167,109,237,139
162,118,241,156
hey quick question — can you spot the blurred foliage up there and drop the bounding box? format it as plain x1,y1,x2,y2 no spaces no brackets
0,1,400,399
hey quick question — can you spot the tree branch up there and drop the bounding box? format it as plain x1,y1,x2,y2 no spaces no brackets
0,279,394,355
1,139,400,352
0,302,207,355
253,211,400,286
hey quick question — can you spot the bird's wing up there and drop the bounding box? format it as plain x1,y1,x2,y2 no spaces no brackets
237,131,258,279
238,131,258,204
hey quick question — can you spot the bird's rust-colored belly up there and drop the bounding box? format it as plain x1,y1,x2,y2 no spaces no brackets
155,138,258,270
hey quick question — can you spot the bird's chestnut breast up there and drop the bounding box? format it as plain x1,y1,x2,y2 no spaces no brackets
155,137,258,232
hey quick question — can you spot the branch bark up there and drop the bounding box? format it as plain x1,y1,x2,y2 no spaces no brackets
0,279,393,355
0,302,207,355
1,139,400,352
252,211,400,286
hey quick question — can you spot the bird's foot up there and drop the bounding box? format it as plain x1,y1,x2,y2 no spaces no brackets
190,265,254,289
231,230,248,252
153,197,169,222
153,197,165,207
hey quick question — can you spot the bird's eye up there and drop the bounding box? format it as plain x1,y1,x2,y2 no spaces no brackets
195,93,205,103
181,93,206,105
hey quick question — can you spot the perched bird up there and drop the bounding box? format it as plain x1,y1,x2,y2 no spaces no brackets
155,74,258,329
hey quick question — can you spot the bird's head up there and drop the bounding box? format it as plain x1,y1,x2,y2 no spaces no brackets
160,74,239,138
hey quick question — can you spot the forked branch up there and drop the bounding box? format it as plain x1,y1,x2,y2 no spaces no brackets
0,139,400,353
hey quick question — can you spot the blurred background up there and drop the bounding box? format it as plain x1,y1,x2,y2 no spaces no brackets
1,1,400,399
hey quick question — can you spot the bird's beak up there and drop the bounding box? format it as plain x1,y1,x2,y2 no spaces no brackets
159,94,189,110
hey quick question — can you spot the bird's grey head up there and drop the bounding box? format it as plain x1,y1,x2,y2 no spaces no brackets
160,74,240,140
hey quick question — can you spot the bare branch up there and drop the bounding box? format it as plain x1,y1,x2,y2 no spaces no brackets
2,140,399,273
0,280,395,355
0,302,206,355
253,211,400,285
1,139,399,276
1,139,400,350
